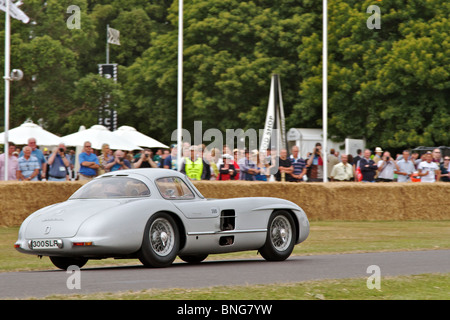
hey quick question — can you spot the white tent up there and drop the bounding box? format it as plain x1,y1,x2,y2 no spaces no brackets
61,124,142,151
113,125,169,149
0,120,61,145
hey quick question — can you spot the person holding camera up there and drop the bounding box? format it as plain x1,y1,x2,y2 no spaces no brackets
47,144,70,181
306,143,323,182
134,149,158,168
105,150,131,172
376,151,399,182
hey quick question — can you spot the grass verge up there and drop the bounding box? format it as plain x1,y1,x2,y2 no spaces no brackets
1,220,449,272
41,273,449,300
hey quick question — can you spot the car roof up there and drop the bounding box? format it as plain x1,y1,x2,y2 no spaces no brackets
99,168,186,181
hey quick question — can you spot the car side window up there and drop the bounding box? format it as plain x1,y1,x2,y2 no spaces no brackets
156,177,195,200
70,177,150,199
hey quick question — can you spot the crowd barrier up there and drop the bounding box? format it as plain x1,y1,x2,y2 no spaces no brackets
0,181,449,226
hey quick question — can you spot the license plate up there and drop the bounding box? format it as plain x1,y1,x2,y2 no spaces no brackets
30,239,62,249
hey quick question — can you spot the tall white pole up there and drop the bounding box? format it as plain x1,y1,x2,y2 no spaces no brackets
322,0,328,182
106,24,109,64
3,0,11,181
176,0,183,171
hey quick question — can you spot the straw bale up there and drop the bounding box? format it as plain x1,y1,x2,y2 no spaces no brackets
193,181,450,221
0,181,84,227
0,181,449,227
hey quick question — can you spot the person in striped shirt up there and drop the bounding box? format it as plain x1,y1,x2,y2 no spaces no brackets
17,146,40,181
290,146,307,182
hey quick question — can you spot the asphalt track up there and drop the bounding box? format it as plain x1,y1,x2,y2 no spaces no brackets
0,249,449,299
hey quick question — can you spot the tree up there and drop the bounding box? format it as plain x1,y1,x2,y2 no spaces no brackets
62,73,124,134
294,0,450,149
122,0,321,143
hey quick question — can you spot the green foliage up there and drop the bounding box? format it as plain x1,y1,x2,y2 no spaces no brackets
0,0,447,150
123,0,322,143
297,0,450,149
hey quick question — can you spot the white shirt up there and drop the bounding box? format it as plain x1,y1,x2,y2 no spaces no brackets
377,160,396,180
417,161,439,182
396,159,416,182
330,162,353,181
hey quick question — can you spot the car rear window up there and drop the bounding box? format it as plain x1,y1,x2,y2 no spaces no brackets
70,177,150,199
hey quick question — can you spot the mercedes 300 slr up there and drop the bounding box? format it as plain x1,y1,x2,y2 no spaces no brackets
15,169,310,269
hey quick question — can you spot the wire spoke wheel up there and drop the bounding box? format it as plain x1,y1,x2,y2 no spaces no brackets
150,218,175,257
139,213,180,268
270,215,292,252
259,211,296,261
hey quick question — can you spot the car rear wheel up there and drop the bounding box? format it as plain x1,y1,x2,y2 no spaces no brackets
139,213,180,268
259,210,296,261
179,254,208,264
49,256,88,270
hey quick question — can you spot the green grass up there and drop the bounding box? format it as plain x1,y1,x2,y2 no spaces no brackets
2,220,449,272
3,221,449,300
42,273,450,300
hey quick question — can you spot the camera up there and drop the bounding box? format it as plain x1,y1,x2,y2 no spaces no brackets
59,148,64,152
119,157,124,162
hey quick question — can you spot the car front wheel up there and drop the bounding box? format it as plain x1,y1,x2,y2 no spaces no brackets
259,210,296,261
139,213,180,268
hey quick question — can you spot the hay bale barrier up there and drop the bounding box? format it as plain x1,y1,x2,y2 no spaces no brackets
0,182,85,227
0,181,449,227
193,181,450,221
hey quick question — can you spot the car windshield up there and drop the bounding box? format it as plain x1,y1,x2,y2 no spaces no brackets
155,177,195,200
70,177,150,199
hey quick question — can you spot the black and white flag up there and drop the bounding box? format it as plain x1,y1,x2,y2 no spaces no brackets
0,0,30,23
107,27,120,45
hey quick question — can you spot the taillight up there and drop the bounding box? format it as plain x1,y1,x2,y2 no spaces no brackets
72,242,93,247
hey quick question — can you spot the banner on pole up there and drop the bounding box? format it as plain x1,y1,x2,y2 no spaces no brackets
259,74,286,154
98,64,118,131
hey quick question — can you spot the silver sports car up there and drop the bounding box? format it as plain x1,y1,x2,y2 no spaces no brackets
15,169,310,269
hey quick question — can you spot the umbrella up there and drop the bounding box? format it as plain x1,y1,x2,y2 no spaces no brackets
0,120,61,145
61,124,142,151
113,125,169,149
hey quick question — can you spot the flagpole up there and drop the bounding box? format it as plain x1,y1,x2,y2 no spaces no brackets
176,0,183,171
3,0,11,181
106,24,109,64
322,0,328,183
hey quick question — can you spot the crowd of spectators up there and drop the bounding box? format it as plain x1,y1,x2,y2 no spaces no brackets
1,138,449,183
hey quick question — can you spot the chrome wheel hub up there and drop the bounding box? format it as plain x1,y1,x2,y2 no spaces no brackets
150,218,174,257
270,216,292,251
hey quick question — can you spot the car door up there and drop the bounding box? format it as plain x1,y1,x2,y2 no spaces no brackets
155,176,220,219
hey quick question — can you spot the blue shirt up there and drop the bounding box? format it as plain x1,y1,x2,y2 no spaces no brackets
19,148,46,170
79,152,99,176
107,158,131,171
238,158,257,181
290,156,306,175
163,155,178,170
18,155,40,180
